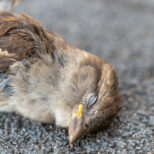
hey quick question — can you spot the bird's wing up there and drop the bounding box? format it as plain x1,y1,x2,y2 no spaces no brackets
0,12,67,72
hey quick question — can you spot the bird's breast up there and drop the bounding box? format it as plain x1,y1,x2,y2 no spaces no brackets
53,107,71,127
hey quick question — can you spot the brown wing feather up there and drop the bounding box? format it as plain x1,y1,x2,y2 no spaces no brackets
0,12,63,72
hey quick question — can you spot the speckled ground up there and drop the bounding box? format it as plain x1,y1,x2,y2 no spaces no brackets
0,0,154,153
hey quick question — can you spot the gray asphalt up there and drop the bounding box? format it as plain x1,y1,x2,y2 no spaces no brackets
0,0,154,153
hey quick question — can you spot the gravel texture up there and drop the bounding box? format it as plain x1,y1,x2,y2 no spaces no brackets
0,0,154,153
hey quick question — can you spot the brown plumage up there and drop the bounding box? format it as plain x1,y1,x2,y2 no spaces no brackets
0,12,122,145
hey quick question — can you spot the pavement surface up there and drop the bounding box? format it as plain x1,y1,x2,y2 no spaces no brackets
0,0,154,153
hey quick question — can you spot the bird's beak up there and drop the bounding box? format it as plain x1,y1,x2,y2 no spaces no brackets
68,104,85,146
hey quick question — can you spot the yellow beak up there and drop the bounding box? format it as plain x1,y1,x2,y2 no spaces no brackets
68,104,85,146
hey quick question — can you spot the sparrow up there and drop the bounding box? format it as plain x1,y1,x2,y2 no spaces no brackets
0,12,122,146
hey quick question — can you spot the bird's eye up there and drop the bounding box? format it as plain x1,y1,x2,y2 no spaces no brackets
88,95,97,108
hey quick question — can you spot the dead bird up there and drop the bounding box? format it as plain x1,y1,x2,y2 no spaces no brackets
0,12,122,146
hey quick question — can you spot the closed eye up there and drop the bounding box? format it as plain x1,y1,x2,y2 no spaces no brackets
87,95,97,108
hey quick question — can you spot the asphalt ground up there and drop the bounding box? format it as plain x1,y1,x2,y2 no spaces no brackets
0,0,153,153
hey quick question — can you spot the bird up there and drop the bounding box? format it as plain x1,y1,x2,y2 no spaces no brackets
0,12,122,146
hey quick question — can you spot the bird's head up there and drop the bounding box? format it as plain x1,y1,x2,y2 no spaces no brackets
68,60,122,146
